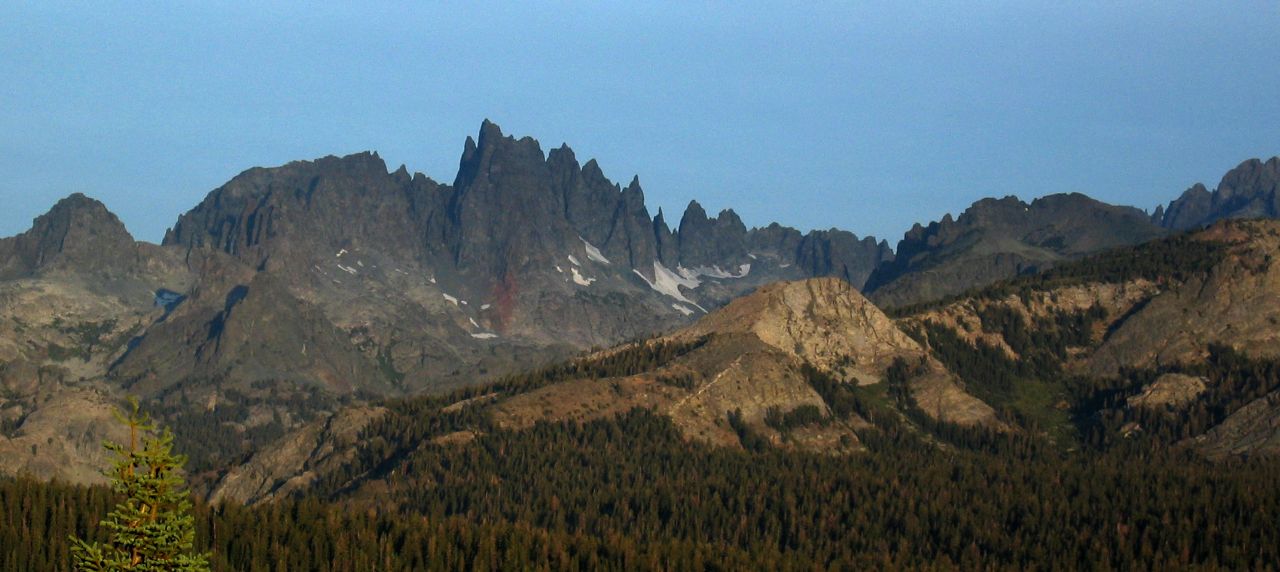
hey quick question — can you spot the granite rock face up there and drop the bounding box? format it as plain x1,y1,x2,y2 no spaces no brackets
1086,221,1280,376
209,405,387,504
673,278,997,425
677,278,922,385
892,219,1280,458
1127,373,1209,410
1188,391,1280,459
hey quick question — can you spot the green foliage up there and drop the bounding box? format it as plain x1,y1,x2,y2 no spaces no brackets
374,342,405,386
331,410,1280,569
488,336,709,396
910,303,1107,442
45,320,124,362
654,371,698,390
1076,345,1280,447
314,336,711,494
763,404,827,432
5,405,1280,570
725,408,770,452
798,362,877,422
0,411,26,438
149,384,332,475
69,398,209,571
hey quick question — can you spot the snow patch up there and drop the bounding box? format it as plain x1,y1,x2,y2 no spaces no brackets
672,303,694,316
429,276,437,284
442,293,459,306
337,264,358,275
680,264,750,280
571,267,595,286
568,255,582,266
480,304,491,310
779,263,791,269
356,260,364,267
747,253,758,260
471,333,498,339
633,261,706,312
469,317,480,328
581,237,611,264
336,249,347,257
555,265,564,274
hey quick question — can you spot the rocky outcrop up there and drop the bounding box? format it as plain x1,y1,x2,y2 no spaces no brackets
1187,391,1280,459
209,405,387,504
1159,183,1214,231
1127,373,1208,410
674,201,748,268
675,278,998,428
0,194,199,486
676,278,922,385
0,388,131,484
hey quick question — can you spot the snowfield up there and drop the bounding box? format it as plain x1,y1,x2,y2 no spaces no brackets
581,237,611,264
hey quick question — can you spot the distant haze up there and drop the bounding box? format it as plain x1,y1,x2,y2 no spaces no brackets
1,2,1277,244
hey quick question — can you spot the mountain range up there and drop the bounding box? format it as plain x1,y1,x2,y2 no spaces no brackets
1,120,1278,487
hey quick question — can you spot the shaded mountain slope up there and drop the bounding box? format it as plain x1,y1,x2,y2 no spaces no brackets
866,193,1167,308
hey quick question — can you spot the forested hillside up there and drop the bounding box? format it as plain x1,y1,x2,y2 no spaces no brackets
4,407,1280,570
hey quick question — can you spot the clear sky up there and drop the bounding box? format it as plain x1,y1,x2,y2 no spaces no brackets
2,2,1278,246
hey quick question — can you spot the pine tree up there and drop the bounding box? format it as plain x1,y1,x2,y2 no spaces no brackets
70,398,210,571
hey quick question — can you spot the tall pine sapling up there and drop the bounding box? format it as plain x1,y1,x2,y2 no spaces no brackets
70,397,210,571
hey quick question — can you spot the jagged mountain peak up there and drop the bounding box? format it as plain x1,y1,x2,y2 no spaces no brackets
681,199,707,222
456,120,542,187
1221,157,1279,187
145,120,898,399
1157,156,1280,230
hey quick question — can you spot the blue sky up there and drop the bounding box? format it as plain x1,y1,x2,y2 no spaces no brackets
2,2,1277,245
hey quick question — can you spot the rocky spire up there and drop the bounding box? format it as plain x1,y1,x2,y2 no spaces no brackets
676,201,748,268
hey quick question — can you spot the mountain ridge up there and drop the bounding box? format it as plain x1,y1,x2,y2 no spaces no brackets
2,121,1279,488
